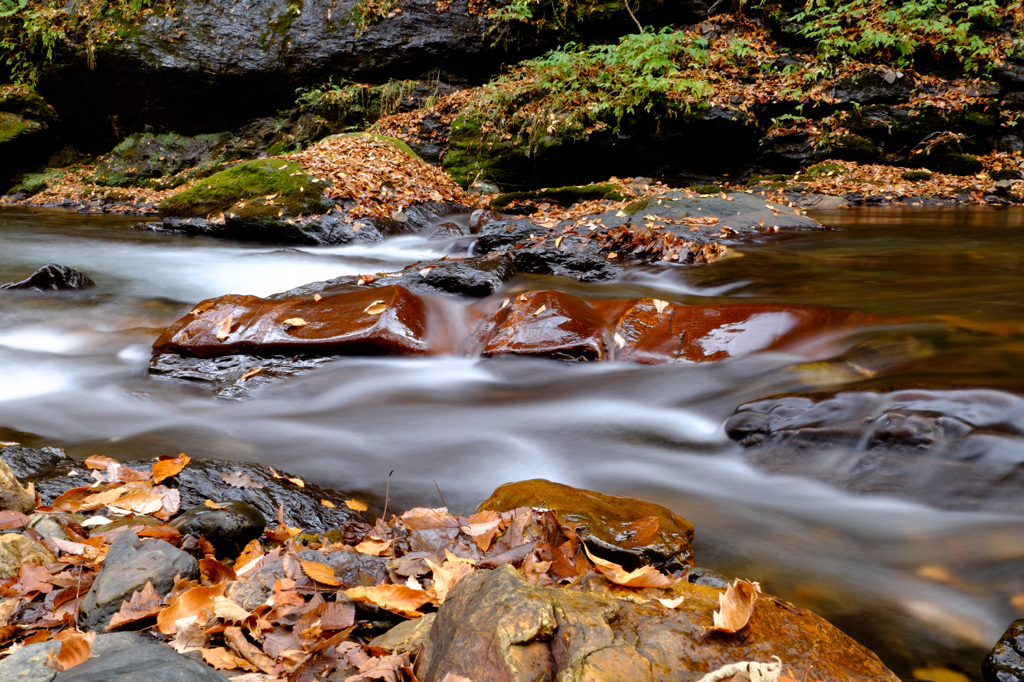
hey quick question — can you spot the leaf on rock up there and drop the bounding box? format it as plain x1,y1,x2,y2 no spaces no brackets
658,596,686,609
582,545,680,588
235,539,264,572
199,558,237,585
283,317,308,328
157,582,228,635
425,550,476,604
344,498,368,512
300,559,341,586
202,647,259,672
0,510,29,530
222,471,264,489
347,652,412,682
364,301,388,315
215,315,233,341
210,596,252,623
624,516,660,544
354,538,393,557
83,454,118,470
152,453,190,484
400,507,458,530
460,510,502,552
345,585,431,618
43,630,95,673
106,581,165,630
706,579,761,634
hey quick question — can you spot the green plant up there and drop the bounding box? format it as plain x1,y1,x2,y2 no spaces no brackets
345,0,399,34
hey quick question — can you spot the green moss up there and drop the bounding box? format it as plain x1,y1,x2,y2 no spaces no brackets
623,197,656,214
93,131,231,189
489,183,624,208
991,169,1023,181
687,184,728,194
158,159,331,219
8,172,48,196
901,170,932,181
0,112,31,144
325,132,416,158
805,162,844,178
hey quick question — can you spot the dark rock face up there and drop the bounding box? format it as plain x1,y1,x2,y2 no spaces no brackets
0,632,228,682
0,444,94,504
37,0,519,148
148,353,337,399
93,131,232,188
726,389,1024,513
0,264,95,291
152,285,439,358
478,290,609,362
415,565,898,682
983,619,1024,682
0,87,57,185
171,500,266,556
479,479,695,572
79,531,199,631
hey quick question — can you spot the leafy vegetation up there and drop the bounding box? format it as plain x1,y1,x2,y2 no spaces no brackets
295,79,417,122
0,0,155,85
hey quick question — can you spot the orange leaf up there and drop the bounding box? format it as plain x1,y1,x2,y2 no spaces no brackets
44,630,95,672
106,581,165,630
321,499,336,508
157,582,227,635
354,538,392,557
152,453,190,484
202,647,258,672
705,579,761,634
83,454,117,470
344,498,367,512
199,558,236,585
300,559,341,586
235,538,263,569
345,585,431,618
582,545,680,588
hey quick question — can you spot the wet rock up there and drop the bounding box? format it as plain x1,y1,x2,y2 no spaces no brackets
983,619,1024,682
479,479,694,572
171,501,266,556
0,534,55,579
26,513,67,542
0,632,228,682
415,565,897,682
152,285,437,359
0,457,35,513
416,254,517,297
148,353,337,399
370,614,436,654
726,389,1024,513
319,550,390,588
0,264,96,292
0,86,57,186
795,193,850,210
0,444,101,505
510,233,617,282
80,531,199,631
93,131,232,189
479,290,608,362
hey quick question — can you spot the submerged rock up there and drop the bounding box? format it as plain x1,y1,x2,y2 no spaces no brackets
726,389,1024,513
415,565,898,681
0,264,95,292
479,479,695,572
79,530,198,631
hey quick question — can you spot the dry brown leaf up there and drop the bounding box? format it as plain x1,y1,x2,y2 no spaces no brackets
215,315,233,341
625,516,660,544
83,454,118,470
706,579,761,634
202,647,259,672
658,596,686,609
347,652,411,682
425,550,476,604
300,559,341,586
43,630,95,672
364,301,387,315
582,545,680,588
345,585,431,618
106,581,165,630
344,498,368,512
224,625,277,675
354,537,393,557
400,507,458,530
199,558,237,585
221,471,263,489
152,453,190,484
283,317,307,328
204,500,227,509
157,582,227,635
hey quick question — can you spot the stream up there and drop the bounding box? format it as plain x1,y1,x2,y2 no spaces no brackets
1,204,1023,679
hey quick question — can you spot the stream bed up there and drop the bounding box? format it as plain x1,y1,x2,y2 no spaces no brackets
1,204,1022,679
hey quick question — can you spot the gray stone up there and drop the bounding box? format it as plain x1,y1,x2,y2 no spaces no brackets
79,531,198,631
0,264,95,292
171,500,266,556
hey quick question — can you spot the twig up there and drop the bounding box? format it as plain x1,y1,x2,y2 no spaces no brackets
623,0,643,34
381,470,394,522
433,480,447,509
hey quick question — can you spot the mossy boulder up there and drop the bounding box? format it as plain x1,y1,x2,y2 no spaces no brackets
158,159,332,219
488,183,625,209
93,131,232,189
324,132,417,158
0,85,58,187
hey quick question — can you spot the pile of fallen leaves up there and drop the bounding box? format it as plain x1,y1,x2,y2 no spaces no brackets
2,165,195,214
0,451,773,681
286,135,478,221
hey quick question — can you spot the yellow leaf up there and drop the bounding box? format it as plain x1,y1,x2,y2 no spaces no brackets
282,318,307,328
300,559,341,586
582,545,680,588
344,499,368,512
44,631,95,673
202,647,258,672
157,583,228,635
345,584,430,618
215,316,233,341
364,301,387,315
152,453,190,484
321,499,336,508
354,538,393,557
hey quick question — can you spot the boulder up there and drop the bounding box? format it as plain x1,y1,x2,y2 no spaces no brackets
0,632,228,682
93,131,232,189
479,479,694,572
147,353,337,399
415,565,898,681
0,457,35,513
79,531,199,631
0,264,95,292
479,290,608,362
0,86,57,186
983,619,1024,682
152,285,439,359
726,389,1024,513
171,500,266,556
0,534,55,579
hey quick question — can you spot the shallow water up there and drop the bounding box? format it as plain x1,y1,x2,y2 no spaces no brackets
1,205,1023,678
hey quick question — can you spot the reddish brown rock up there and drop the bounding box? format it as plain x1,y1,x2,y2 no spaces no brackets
479,479,695,572
153,285,439,358
612,298,871,364
479,290,608,361
415,565,899,682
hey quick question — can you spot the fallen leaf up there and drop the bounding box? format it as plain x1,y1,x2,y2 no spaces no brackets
344,498,367,512
320,499,336,508
425,550,476,604
651,299,670,314
235,539,264,571
43,630,95,673
314,293,323,302
348,652,411,682
0,510,29,530
215,315,233,341
211,596,252,623
532,305,547,316
283,317,307,328
221,471,263,489
354,538,393,557
583,545,680,588
202,647,259,672
107,581,165,630
83,454,118,470
300,559,342,586
152,453,190,484
658,596,686,609
364,301,387,315
706,579,761,634
157,582,228,635
345,585,431,618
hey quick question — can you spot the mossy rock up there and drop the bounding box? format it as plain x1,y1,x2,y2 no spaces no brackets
488,183,624,209
93,131,233,189
8,172,50,196
322,132,417,158
0,86,56,124
686,184,729,195
824,133,879,163
158,159,332,219
991,169,1022,181
804,161,844,178
901,170,932,181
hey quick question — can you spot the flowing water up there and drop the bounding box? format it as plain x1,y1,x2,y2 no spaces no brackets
1,204,1023,678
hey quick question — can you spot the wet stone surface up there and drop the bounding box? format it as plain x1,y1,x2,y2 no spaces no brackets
984,619,1024,682
0,263,95,291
